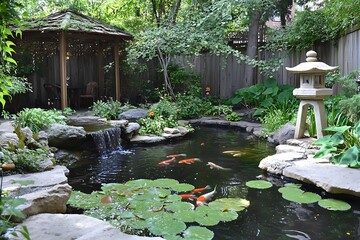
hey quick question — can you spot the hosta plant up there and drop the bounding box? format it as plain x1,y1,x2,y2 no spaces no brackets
313,121,360,168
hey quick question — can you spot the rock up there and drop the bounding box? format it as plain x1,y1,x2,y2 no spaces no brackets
258,152,306,175
283,164,360,197
2,165,69,197
118,108,148,121
123,122,141,141
7,213,164,240
164,127,180,134
13,184,72,220
0,132,18,147
177,126,189,135
46,124,86,149
109,119,129,128
267,123,295,145
130,135,165,144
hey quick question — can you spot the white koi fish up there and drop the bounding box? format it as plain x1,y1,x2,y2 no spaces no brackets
196,186,217,206
206,162,232,171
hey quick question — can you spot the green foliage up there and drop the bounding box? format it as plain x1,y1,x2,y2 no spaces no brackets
149,97,177,119
91,98,132,120
313,121,360,168
245,180,273,189
168,64,202,96
339,94,360,124
230,78,296,115
68,178,249,239
260,106,297,137
336,70,359,98
325,95,350,127
9,108,66,133
225,112,241,122
176,94,210,120
138,115,178,136
205,104,233,116
318,199,351,211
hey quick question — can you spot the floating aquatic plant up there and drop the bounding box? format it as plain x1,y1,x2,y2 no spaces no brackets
68,178,250,239
245,180,273,189
318,199,351,211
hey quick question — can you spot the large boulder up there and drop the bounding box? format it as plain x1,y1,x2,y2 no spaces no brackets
0,132,18,147
118,108,148,121
46,124,86,149
267,123,295,145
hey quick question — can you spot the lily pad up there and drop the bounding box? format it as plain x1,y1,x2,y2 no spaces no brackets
146,215,186,236
165,202,195,212
183,226,214,240
151,178,180,188
245,180,273,189
318,199,351,211
282,191,321,204
278,187,304,195
216,210,239,222
171,183,195,192
284,183,302,188
172,210,198,222
208,198,250,212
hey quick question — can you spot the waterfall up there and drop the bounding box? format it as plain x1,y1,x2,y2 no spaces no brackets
90,127,122,155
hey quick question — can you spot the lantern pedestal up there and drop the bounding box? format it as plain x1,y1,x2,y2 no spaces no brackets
294,100,327,138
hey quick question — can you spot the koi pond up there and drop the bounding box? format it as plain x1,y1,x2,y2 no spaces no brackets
67,126,360,240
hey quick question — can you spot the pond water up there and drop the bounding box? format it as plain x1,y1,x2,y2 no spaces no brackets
67,126,360,240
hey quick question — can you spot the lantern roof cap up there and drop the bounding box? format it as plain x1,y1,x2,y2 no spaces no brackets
286,50,338,73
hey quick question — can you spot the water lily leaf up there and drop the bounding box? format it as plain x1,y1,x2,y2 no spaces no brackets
172,210,198,222
282,191,321,204
164,194,182,202
122,217,148,229
284,183,302,188
194,206,221,226
318,199,351,211
151,178,180,188
183,226,214,240
163,235,183,240
135,188,172,201
125,179,154,188
165,202,194,212
101,183,129,192
171,183,195,192
278,187,304,195
68,191,102,209
245,180,272,189
216,210,239,222
208,198,250,212
146,215,186,236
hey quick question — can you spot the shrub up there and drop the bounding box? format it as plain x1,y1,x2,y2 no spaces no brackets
339,94,360,124
91,98,132,120
226,112,241,121
168,64,202,96
149,97,178,119
138,115,178,136
11,108,66,133
335,70,358,98
260,106,297,137
205,104,233,116
176,94,208,119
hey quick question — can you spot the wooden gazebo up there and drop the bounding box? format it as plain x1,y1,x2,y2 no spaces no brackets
15,9,133,109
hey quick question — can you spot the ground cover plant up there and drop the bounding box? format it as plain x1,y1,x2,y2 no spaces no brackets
68,178,250,239
91,98,134,120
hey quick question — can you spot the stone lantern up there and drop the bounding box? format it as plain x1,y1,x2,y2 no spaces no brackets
286,50,338,139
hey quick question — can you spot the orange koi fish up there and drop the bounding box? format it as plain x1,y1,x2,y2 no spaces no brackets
158,157,176,165
206,162,231,171
166,153,187,158
196,186,217,206
179,193,197,200
178,158,201,164
191,185,211,194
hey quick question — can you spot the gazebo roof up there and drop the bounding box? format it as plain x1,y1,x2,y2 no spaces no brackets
20,9,133,40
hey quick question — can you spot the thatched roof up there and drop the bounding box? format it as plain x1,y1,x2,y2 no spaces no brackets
20,9,132,40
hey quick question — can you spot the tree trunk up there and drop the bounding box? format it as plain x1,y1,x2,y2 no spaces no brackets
157,47,175,99
244,11,261,87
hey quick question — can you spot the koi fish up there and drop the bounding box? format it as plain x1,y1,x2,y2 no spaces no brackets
179,193,197,200
178,158,201,164
223,150,243,157
166,153,187,158
206,162,231,171
158,157,176,165
196,186,217,206
191,185,211,194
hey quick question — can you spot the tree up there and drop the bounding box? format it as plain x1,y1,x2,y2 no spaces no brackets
127,0,240,99
0,0,22,107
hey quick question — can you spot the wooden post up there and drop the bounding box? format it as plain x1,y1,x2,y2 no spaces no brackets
114,44,120,101
98,45,104,97
59,32,68,109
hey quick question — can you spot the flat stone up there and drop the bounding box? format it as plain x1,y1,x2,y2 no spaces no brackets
130,135,165,143
7,214,163,240
258,152,306,175
283,164,360,197
3,165,69,196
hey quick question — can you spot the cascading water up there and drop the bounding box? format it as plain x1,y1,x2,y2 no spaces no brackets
90,127,122,155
